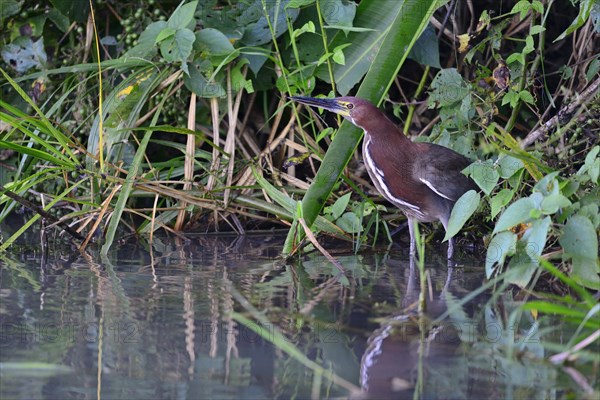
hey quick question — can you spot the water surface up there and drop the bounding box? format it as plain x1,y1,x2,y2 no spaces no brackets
0,232,587,399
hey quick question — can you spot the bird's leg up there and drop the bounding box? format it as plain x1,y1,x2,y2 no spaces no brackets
447,237,454,261
407,216,416,259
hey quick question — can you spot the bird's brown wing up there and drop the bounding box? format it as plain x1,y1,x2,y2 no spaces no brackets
412,143,476,202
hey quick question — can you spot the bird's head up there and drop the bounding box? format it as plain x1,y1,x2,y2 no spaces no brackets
291,96,378,130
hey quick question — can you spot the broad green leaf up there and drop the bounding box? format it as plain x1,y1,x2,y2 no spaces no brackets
49,0,89,22
530,25,546,35
0,0,22,24
315,0,422,95
332,45,346,65
505,217,551,287
498,154,524,178
534,172,560,195
287,0,316,8
408,24,441,68
295,0,442,245
571,257,600,290
231,60,254,93
555,0,595,42
560,215,599,260
540,193,571,214
443,190,480,242
519,90,534,104
486,231,517,278
292,21,316,38
428,68,469,107
124,21,166,58
326,192,351,220
585,58,600,82
336,211,363,233
167,0,198,30
159,28,196,74
493,197,537,234
47,9,70,32
1,37,47,73
155,27,176,43
183,62,226,97
320,0,357,27
241,0,300,46
195,28,235,55
490,188,514,219
468,160,500,195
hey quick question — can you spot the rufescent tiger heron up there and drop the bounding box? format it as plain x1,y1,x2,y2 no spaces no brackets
291,96,477,260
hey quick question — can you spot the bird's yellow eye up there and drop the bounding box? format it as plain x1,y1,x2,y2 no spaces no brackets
346,103,354,109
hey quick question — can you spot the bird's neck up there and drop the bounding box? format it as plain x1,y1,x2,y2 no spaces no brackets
354,110,412,145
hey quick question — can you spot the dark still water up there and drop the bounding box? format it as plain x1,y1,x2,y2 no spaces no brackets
0,232,586,399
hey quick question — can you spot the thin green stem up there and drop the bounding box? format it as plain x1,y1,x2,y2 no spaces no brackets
403,66,430,134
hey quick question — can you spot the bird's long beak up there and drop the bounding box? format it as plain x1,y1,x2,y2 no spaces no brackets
290,96,350,117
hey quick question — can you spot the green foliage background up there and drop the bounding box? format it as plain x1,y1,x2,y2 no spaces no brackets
0,0,598,290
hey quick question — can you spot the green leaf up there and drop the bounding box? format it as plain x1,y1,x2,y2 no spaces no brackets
47,9,70,32
585,57,600,82
195,28,235,55
577,145,600,183
540,193,571,214
408,24,441,68
332,45,347,65
443,190,480,242
1,37,47,73
505,216,551,287
510,0,531,20
287,0,316,8
505,52,524,65
183,62,226,97
531,0,544,14
491,188,514,219
293,21,316,38
523,35,535,53
560,215,599,261
498,155,524,178
124,21,166,58
231,60,254,93
159,28,196,74
519,90,534,104
555,0,595,42
502,90,519,107
486,231,517,278
326,192,351,220
428,68,469,107
167,0,198,30
241,1,300,46
155,27,177,43
493,197,537,234
530,24,546,35
0,0,23,24
49,0,89,22
336,211,363,233
468,160,500,195
0,140,72,168
320,0,357,27
315,0,425,95
571,257,600,290
558,214,600,290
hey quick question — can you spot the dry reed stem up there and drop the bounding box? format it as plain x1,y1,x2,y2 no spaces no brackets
223,66,246,207
298,217,346,275
174,92,197,230
206,97,220,191
79,184,120,251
